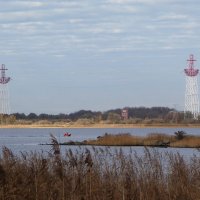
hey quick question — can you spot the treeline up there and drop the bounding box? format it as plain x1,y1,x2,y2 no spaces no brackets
1,106,196,125
12,107,173,121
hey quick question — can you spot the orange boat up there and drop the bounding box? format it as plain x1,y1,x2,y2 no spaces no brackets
64,132,71,137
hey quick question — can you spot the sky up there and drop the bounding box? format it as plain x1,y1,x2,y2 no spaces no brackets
0,0,200,114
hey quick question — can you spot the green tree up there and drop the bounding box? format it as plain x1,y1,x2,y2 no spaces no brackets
6,115,16,124
107,112,121,123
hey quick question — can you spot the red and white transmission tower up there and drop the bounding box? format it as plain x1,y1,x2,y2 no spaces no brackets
184,54,199,119
0,64,11,114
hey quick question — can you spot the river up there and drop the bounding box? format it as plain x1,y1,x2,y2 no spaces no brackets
0,127,199,156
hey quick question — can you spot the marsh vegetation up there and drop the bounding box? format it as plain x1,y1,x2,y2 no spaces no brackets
67,131,200,148
0,135,200,199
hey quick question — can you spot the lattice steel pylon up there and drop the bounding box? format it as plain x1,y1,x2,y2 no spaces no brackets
184,54,199,119
0,64,11,115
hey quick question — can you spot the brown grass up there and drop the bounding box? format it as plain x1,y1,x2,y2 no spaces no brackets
88,133,143,146
84,133,200,148
0,137,200,200
2,122,200,129
171,136,200,148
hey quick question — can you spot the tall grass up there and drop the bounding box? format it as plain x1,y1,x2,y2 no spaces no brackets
0,137,200,199
85,132,200,148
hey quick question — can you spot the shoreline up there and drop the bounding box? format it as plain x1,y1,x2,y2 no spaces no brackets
1,123,200,129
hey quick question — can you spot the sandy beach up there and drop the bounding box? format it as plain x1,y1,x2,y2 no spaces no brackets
0,123,200,129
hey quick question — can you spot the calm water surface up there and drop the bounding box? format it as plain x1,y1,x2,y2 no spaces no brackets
0,127,199,156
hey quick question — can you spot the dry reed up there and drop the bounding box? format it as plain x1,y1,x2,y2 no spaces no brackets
0,136,199,199
85,132,200,148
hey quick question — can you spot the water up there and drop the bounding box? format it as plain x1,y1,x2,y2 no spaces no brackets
0,127,199,156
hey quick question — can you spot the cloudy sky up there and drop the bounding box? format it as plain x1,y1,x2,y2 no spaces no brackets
0,0,200,114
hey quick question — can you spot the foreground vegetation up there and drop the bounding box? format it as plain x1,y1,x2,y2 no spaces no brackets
0,135,200,199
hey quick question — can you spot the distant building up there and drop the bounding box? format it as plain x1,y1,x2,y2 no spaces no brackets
121,109,129,120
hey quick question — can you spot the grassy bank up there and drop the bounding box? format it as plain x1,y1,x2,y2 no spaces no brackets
71,132,200,148
1,122,200,128
0,137,200,199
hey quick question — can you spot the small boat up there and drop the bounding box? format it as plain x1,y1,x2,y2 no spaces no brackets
64,132,71,137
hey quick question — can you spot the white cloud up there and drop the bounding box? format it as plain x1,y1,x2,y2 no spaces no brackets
14,1,45,8
85,26,123,34
158,13,188,20
101,4,140,13
68,19,83,24
108,0,129,3
0,10,47,22
0,0,199,57
107,0,165,4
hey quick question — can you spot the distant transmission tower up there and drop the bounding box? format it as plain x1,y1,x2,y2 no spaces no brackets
184,54,199,119
0,64,11,114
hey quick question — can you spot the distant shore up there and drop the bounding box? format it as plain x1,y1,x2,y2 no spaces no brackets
1,123,200,128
